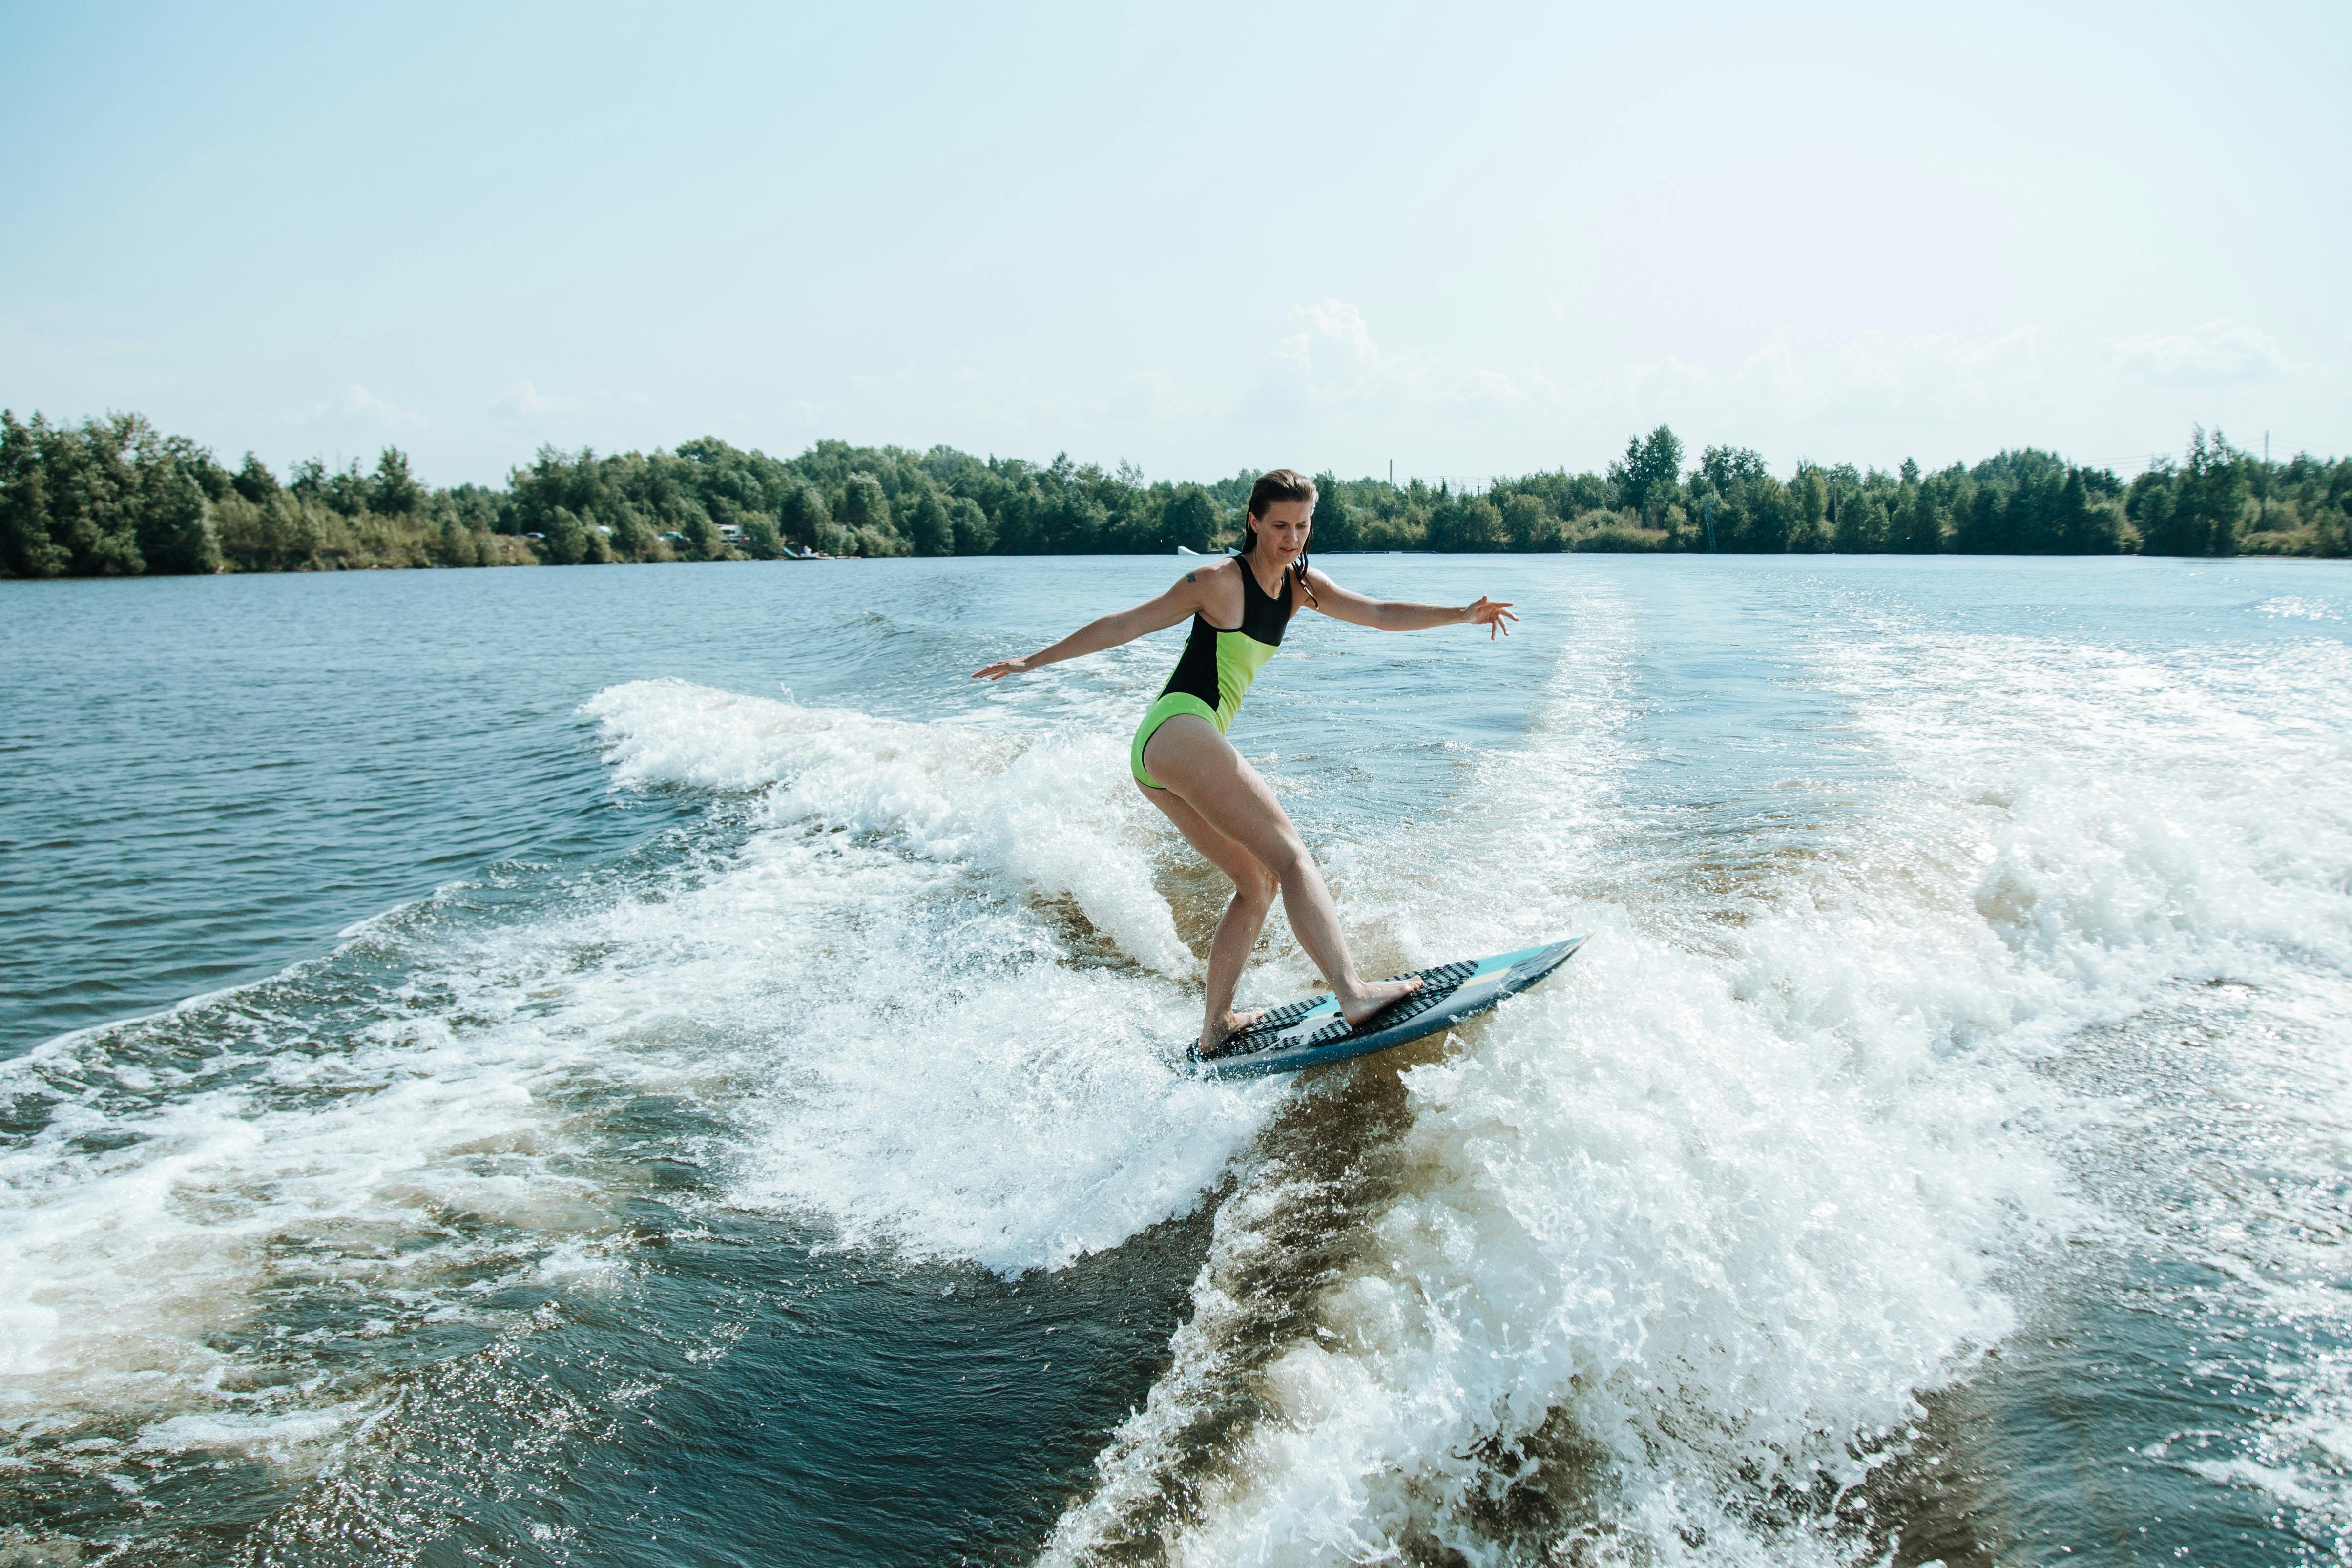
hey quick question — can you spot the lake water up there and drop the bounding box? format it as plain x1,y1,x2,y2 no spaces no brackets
2,554,2347,1566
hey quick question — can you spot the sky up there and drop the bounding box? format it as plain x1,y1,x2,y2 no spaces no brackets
3,0,2347,488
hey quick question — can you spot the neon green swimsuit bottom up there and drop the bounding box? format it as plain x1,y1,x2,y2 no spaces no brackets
1131,562,1293,789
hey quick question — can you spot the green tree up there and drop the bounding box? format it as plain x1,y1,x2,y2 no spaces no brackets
1500,492,1562,551
1737,477,1792,552
1954,484,2006,553
11,405,2348,575
1892,484,1942,553
2315,460,2352,557
2128,467,2180,555
134,464,221,574
2173,427,2248,557
665,496,718,559
433,507,485,567
741,514,785,559
1308,472,1359,551
542,505,589,564
910,489,953,556
1792,469,1829,551
1696,445,1769,492
1035,490,1104,554
1163,486,1216,554
287,457,326,505
1428,493,1504,551
2008,466,2061,553
0,412,68,577
217,490,324,571
372,447,423,514
841,473,892,541
1832,495,1886,553
232,452,279,504
315,459,371,517
2050,467,2120,553
1609,425,1684,514
780,483,831,549
993,490,1037,555
950,496,994,555
38,415,146,574
608,502,654,559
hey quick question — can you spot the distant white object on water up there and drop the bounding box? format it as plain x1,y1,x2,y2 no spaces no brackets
1176,545,1201,555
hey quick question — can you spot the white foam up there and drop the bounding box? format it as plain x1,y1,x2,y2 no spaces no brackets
580,679,1282,1271
2183,1455,2329,1508
584,677,1194,978
1048,585,2352,1562
0,968,638,1447
2,675,1255,1462
136,1401,370,1458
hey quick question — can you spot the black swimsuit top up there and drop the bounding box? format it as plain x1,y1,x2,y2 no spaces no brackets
1155,559,1296,733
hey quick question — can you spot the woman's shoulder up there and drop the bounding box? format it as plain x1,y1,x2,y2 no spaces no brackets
1173,555,1245,619
1176,555,1242,590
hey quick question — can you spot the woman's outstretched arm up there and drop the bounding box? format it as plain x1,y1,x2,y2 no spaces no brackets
973,569,1210,680
1302,567,1517,639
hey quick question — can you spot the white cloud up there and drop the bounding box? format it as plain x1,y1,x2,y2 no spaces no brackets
2109,319,2290,389
490,378,584,417
1455,367,1542,413
285,383,427,432
341,383,426,428
1829,327,2043,413
1234,300,1548,428
1580,327,2046,439
1295,299,1377,375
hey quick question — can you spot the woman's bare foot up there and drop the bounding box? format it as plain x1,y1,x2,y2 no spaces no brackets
1199,1008,1267,1058
1338,975,1423,1028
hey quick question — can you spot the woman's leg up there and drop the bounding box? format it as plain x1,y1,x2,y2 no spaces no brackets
1142,714,1420,1026
1135,780,1279,1049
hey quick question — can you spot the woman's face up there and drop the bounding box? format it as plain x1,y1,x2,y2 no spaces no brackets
1252,498,1313,563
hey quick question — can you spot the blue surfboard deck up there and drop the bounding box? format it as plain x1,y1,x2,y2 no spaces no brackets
1188,936,1586,1080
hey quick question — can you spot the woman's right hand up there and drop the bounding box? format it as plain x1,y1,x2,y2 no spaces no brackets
972,655,1033,681
1464,597,1518,639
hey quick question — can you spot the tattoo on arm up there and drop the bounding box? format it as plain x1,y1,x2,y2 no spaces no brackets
1184,572,1195,582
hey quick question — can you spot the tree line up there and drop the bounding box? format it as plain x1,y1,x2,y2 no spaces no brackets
2,408,2344,578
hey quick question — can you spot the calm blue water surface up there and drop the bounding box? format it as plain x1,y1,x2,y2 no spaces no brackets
1,555,2346,1566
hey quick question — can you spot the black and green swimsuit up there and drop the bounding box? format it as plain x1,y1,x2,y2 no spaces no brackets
1130,560,1296,789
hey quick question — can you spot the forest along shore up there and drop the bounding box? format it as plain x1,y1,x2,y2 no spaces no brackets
3,409,2346,579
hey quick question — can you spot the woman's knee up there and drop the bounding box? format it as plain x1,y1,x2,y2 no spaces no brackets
1267,840,1316,887
1232,863,1278,908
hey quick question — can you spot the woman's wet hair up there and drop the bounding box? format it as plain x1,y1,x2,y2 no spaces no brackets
1240,468,1320,607
1246,469,1317,521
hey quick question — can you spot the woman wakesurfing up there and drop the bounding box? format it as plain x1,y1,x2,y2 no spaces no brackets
973,469,1516,1056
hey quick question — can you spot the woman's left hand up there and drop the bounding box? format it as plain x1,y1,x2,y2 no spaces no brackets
1465,597,1518,639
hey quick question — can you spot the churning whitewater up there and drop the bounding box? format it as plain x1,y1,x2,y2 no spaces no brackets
2,557,2346,1565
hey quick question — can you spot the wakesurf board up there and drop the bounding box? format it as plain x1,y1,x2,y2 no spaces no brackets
1189,936,1585,1080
